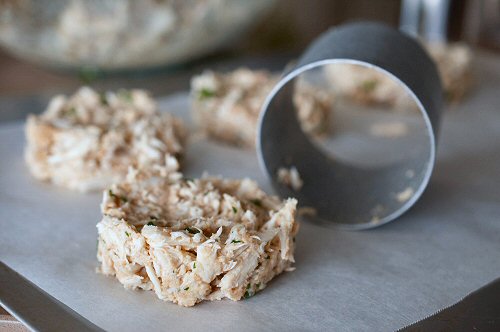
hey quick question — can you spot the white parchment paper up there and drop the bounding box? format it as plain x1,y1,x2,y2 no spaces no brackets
1,53,500,331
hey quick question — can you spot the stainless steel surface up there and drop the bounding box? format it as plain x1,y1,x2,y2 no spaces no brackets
258,22,443,229
400,0,450,42
0,261,102,332
400,0,421,37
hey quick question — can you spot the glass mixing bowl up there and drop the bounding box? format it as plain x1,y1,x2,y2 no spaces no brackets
0,0,276,70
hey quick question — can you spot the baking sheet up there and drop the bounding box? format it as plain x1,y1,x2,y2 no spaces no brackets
1,53,500,331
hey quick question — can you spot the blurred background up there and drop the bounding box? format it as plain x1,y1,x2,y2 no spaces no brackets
0,0,498,120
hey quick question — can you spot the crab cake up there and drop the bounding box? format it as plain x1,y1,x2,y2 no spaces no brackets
97,156,299,307
191,68,333,147
25,87,186,192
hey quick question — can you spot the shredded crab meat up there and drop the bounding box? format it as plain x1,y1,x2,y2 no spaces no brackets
277,166,303,191
426,42,472,102
24,86,186,192
324,42,472,109
96,157,299,307
325,63,416,110
370,121,408,138
395,187,414,203
190,68,333,148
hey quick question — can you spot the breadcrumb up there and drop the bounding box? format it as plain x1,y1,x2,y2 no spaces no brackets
277,166,303,191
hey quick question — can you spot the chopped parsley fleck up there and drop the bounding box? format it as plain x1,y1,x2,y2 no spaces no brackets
256,283,261,289
361,79,378,93
185,227,200,234
147,216,158,226
193,262,196,269
66,107,77,117
99,93,108,105
244,290,252,299
246,284,251,289
184,287,189,291
108,189,127,203
118,90,133,102
231,240,242,244
232,206,238,213
198,88,216,100
250,199,262,207
78,67,100,84
125,231,130,237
